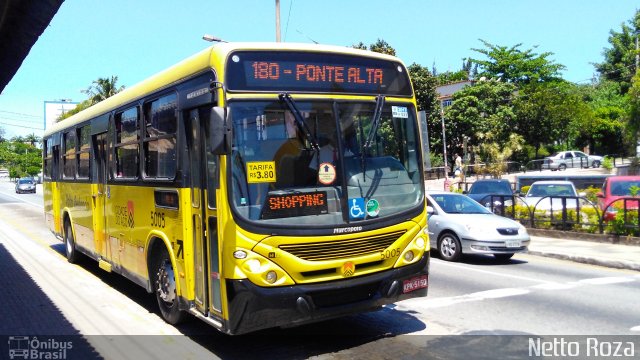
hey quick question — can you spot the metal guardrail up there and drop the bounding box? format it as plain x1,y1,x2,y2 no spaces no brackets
471,193,640,235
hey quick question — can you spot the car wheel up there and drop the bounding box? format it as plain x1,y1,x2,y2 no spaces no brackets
494,253,514,262
64,221,78,263
592,160,601,168
154,251,186,325
438,232,462,262
558,164,567,171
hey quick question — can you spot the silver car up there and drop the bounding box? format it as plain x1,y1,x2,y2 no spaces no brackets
426,191,530,262
523,180,584,211
15,178,36,194
542,150,603,171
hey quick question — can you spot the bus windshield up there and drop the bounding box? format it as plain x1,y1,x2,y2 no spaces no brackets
229,99,423,227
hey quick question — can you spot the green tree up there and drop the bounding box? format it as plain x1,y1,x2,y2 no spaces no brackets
469,39,565,85
513,82,591,157
594,9,640,94
352,39,397,56
58,99,91,121
444,79,517,155
369,39,396,56
24,133,41,147
82,75,125,104
575,81,626,155
407,63,440,158
629,71,640,154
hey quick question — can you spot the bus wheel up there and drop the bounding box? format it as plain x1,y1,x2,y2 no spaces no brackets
64,221,78,263
154,252,186,324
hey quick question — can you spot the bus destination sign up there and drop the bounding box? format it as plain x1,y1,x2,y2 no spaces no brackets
226,51,412,96
261,191,329,219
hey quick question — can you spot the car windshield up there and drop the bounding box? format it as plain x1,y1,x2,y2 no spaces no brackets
18,179,33,184
430,194,491,214
468,182,512,194
229,100,423,227
610,181,640,196
528,184,575,197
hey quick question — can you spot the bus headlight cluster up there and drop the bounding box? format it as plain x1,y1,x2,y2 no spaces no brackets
234,248,295,286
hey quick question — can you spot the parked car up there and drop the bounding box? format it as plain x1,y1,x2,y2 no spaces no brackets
542,150,603,171
597,176,640,221
426,191,530,262
465,179,514,210
15,178,36,194
522,180,584,211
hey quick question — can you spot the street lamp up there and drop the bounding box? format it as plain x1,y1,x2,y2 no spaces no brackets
202,34,227,43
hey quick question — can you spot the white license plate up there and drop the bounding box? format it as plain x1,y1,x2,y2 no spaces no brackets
505,240,521,248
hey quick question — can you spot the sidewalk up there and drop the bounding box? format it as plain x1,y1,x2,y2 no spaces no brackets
527,235,640,271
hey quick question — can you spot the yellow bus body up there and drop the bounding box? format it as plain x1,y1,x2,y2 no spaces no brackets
43,42,429,335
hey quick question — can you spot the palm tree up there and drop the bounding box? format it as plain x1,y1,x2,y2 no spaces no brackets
24,133,41,147
82,75,125,104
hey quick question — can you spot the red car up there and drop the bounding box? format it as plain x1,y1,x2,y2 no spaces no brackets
597,176,640,220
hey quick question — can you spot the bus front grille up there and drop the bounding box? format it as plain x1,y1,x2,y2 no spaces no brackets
278,230,406,261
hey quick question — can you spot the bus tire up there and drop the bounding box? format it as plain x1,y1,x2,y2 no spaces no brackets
153,251,186,325
64,221,78,263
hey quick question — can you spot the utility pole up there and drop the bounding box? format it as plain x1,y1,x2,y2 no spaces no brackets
275,0,281,42
635,29,639,73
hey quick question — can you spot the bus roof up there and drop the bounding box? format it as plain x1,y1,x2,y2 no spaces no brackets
44,42,409,138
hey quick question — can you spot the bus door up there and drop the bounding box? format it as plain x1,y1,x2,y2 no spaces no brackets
187,108,223,317
91,132,108,259
51,144,61,234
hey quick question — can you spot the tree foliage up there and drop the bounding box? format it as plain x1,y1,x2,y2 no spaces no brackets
469,39,565,85
82,75,125,105
445,79,517,155
594,9,640,94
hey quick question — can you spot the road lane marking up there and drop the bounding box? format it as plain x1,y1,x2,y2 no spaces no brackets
577,277,636,285
433,258,556,284
529,282,579,290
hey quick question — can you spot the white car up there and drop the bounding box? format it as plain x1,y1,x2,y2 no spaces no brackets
523,180,585,211
542,150,603,171
426,191,530,262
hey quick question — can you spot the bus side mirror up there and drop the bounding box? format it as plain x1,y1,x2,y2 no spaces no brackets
209,107,231,155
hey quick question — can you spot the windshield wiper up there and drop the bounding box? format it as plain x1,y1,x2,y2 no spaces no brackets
364,95,385,149
279,93,319,150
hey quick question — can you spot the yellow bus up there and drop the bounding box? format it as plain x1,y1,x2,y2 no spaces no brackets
43,42,429,335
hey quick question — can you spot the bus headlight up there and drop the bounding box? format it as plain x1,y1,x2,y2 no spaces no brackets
265,271,277,284
404,251,415,262
415,237,425,249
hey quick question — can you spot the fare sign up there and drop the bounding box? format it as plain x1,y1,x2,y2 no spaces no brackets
226,51,412,96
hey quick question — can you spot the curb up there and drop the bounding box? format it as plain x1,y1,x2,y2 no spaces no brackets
527,228,640,246
526,250,640,271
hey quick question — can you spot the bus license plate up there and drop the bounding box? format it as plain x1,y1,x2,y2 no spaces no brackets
505,240,521,248
403,275,428,293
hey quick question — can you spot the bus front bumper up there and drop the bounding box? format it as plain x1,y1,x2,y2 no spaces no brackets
224,254,429,335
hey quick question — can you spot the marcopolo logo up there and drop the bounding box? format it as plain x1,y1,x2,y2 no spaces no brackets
8,336,73,359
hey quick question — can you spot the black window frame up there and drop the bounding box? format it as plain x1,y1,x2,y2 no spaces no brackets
142,92,178,180
113,106,140,180
76,125,91,179
63,130,76,179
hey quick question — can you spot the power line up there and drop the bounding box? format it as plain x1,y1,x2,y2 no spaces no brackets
284,0,293,41
0,121,43,130
0,110,40,118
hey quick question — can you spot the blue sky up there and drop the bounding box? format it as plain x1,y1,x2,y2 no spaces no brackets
0,0,637,139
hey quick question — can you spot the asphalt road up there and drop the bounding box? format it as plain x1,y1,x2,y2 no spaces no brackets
0,179,638,360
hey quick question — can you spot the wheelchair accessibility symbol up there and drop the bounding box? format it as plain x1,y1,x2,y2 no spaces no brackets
349,198,366,219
